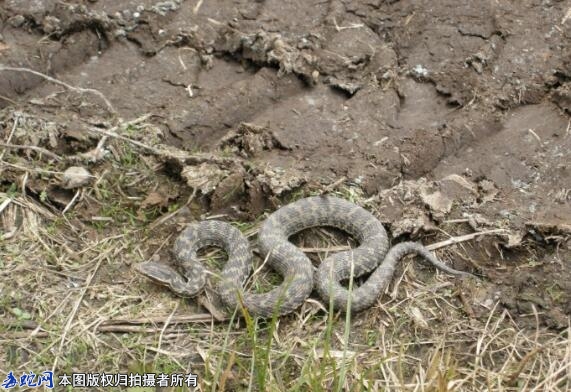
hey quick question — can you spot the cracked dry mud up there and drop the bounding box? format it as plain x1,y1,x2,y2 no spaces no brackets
1,0,570,329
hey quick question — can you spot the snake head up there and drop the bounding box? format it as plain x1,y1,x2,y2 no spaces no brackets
135,261,205,297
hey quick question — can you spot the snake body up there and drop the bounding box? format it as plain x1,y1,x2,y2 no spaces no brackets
137,196,471,317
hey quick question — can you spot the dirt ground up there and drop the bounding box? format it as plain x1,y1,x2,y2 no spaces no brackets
1,0,570,391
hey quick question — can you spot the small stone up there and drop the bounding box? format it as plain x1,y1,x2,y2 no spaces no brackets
61,167,93,189
43,16,61,34
412,64,429,78
114,29,126,38
311,70,320,84
8,15,26,28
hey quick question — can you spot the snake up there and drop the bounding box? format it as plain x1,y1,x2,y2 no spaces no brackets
136,196,472,317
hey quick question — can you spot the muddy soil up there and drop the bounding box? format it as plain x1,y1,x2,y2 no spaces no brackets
1,0,570,329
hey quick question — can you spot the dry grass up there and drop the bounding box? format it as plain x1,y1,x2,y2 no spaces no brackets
0,111,570,392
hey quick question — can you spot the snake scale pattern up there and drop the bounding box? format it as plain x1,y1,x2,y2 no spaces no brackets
136,196,472,317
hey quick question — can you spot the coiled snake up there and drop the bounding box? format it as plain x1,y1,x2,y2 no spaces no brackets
136,196,472,317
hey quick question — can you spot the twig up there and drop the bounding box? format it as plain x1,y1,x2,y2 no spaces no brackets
300,245,352,253
0,113,19,161
323,176,347,193
145,347,198,359
87,125,162,154
21,171,28,198
95,135,109,153
67,115,151,163
101,313,222,325
193,0,204,14
96,325,166,333
0,142,63,161
527,129,541,143
0,320,49,338
299,229,506,253
562,7,571,24
443,218,471,224
86,123,238,166
198,296,227,322
0,331,50,339
0,160,64,175
3,319,40,329
0,65,116,116
0,197,12,215
425,229,506,251
0,325,184,336
0,94,18,106
1,325,190,338
177,47,197,71
157,303,178,353
62,189,82,214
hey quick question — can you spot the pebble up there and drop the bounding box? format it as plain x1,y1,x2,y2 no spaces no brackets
8,15,26,28
114,29,126,38
61,167,93,189
42,16,61,34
